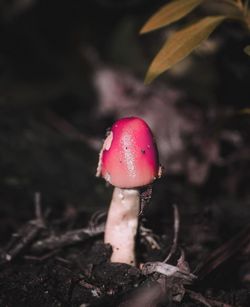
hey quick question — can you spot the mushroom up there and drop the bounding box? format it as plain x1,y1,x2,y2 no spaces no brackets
96,117,161,265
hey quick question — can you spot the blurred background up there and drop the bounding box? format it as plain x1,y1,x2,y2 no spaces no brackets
0,0,249,262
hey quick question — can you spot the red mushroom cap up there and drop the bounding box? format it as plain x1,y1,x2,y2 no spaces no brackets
97,117,160,188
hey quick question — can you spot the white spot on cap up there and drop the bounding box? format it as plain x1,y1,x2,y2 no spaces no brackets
103,131,113,150
96,131,113,177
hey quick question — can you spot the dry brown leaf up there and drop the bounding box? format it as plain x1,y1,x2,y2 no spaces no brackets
145,16,227,84
140,0,203,34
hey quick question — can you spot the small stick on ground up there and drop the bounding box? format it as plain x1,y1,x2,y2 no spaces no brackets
194,223,250,280
31,224,105,253
164,204,180,263
186,290,212,307
24,249,60,262
0,192,46,265
186,289,235,307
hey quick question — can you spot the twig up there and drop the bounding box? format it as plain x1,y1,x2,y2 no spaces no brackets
186,290,235,307
164,204,180,263
186,290,212,307
24,249,60,262
194,223,250,280
35,192,43,221
0,192,47,265
31,224,104,253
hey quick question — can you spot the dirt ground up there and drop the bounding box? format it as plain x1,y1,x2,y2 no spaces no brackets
0,0,250,306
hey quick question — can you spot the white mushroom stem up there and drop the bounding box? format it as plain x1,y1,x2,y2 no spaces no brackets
104,187,140,266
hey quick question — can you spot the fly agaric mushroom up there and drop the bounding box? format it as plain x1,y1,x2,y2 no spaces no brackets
96,117,161,265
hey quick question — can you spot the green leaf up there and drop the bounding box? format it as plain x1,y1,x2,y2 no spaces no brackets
244,45,250,56
140,0,204,34
145,16,227,84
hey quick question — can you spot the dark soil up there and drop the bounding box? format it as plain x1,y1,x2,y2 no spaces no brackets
0,0,250,306
0,177,250,307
